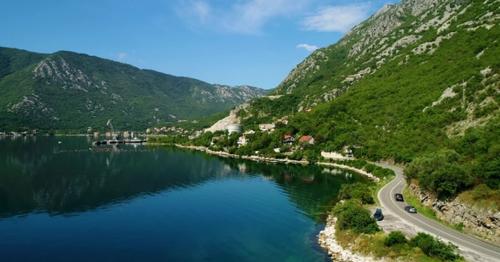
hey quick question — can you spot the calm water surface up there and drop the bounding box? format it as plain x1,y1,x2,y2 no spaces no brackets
0,136,369,261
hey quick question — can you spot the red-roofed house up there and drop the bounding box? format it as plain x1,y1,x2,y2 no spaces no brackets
298,135,315,145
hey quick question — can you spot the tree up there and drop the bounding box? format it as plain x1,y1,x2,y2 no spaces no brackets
338,183,375,204
333,200,379,234
410,233,460,261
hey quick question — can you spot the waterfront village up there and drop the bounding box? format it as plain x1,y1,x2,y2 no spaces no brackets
144,118,356,162
0,119,355,162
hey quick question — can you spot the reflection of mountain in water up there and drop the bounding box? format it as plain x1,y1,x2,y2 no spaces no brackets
0,137,372,220
0,137,238,217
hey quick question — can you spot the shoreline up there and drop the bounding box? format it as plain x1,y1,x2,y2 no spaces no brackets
175,144,310,165
173,144,381,182
156,143,388,261
171,144,384,261
319,215,378,262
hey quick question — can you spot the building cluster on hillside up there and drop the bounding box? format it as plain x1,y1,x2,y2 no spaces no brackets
146,126,190,135
215,120,317,155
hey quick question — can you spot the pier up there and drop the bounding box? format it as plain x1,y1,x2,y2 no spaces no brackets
92,138,146,146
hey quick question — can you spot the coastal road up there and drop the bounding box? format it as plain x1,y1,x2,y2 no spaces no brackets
375,163,500,262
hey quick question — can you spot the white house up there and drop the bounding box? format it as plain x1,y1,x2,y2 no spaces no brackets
259,123,275,132
237,136,248,146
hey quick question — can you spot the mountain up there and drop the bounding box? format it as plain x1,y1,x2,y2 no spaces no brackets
228,0,498,197
0,47,266,131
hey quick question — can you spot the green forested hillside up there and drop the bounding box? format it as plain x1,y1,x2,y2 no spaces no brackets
0,47,265,131
216,0,500,199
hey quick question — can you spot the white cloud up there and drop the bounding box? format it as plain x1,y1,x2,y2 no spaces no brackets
226,0,309,33
117,52,128,61
178,0,310,34
302,4,371,33
296,43,319,52
190,0,211,24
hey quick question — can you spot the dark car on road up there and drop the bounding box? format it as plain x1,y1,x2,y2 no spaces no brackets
373,208,384,221
394,193,404,202
404,205,417,213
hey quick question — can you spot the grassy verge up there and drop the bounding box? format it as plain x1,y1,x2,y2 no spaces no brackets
402,187,437,220
371,174,395,206
335,228,443,262
458,184,500,211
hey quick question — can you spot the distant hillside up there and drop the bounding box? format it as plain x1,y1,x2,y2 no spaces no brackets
0,47,266,131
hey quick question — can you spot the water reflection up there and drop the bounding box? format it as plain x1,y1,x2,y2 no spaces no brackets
219,158,370,221
0,137,370,220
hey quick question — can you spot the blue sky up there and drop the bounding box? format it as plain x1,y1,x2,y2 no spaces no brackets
1,0,397,89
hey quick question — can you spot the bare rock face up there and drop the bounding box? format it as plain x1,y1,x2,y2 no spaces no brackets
272,0,500,112
7,94,58,121
212,85,265,103
409,183,500,245
204,103,248,133
277,50,328,94
33,56,97,92
403,0,441,16
192,84,265,104
274,0,446,98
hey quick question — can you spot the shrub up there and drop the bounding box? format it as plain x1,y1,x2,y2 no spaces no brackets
406,150,474,199
338,183,375,204
410,233,461,261
333,200,380,234
384,231,407,247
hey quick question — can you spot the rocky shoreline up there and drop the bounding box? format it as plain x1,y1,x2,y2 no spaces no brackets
175,144,310,164
318,162,381,182
319,215,380,262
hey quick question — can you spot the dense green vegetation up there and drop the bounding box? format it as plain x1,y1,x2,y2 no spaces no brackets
0,47,265,132
233,0,499,201
384,231,407,247
406,150,474,199
338,183,375,204
333,200,380,234
146,135,189,145
381,231,461,261
406,117,499,199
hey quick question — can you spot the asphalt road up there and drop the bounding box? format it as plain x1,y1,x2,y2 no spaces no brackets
375,162,500,262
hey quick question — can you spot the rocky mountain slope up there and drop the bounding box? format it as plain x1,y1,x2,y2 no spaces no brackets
241,0,498,156
275,0,498,113
235,0,498,212
0,47,265,131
